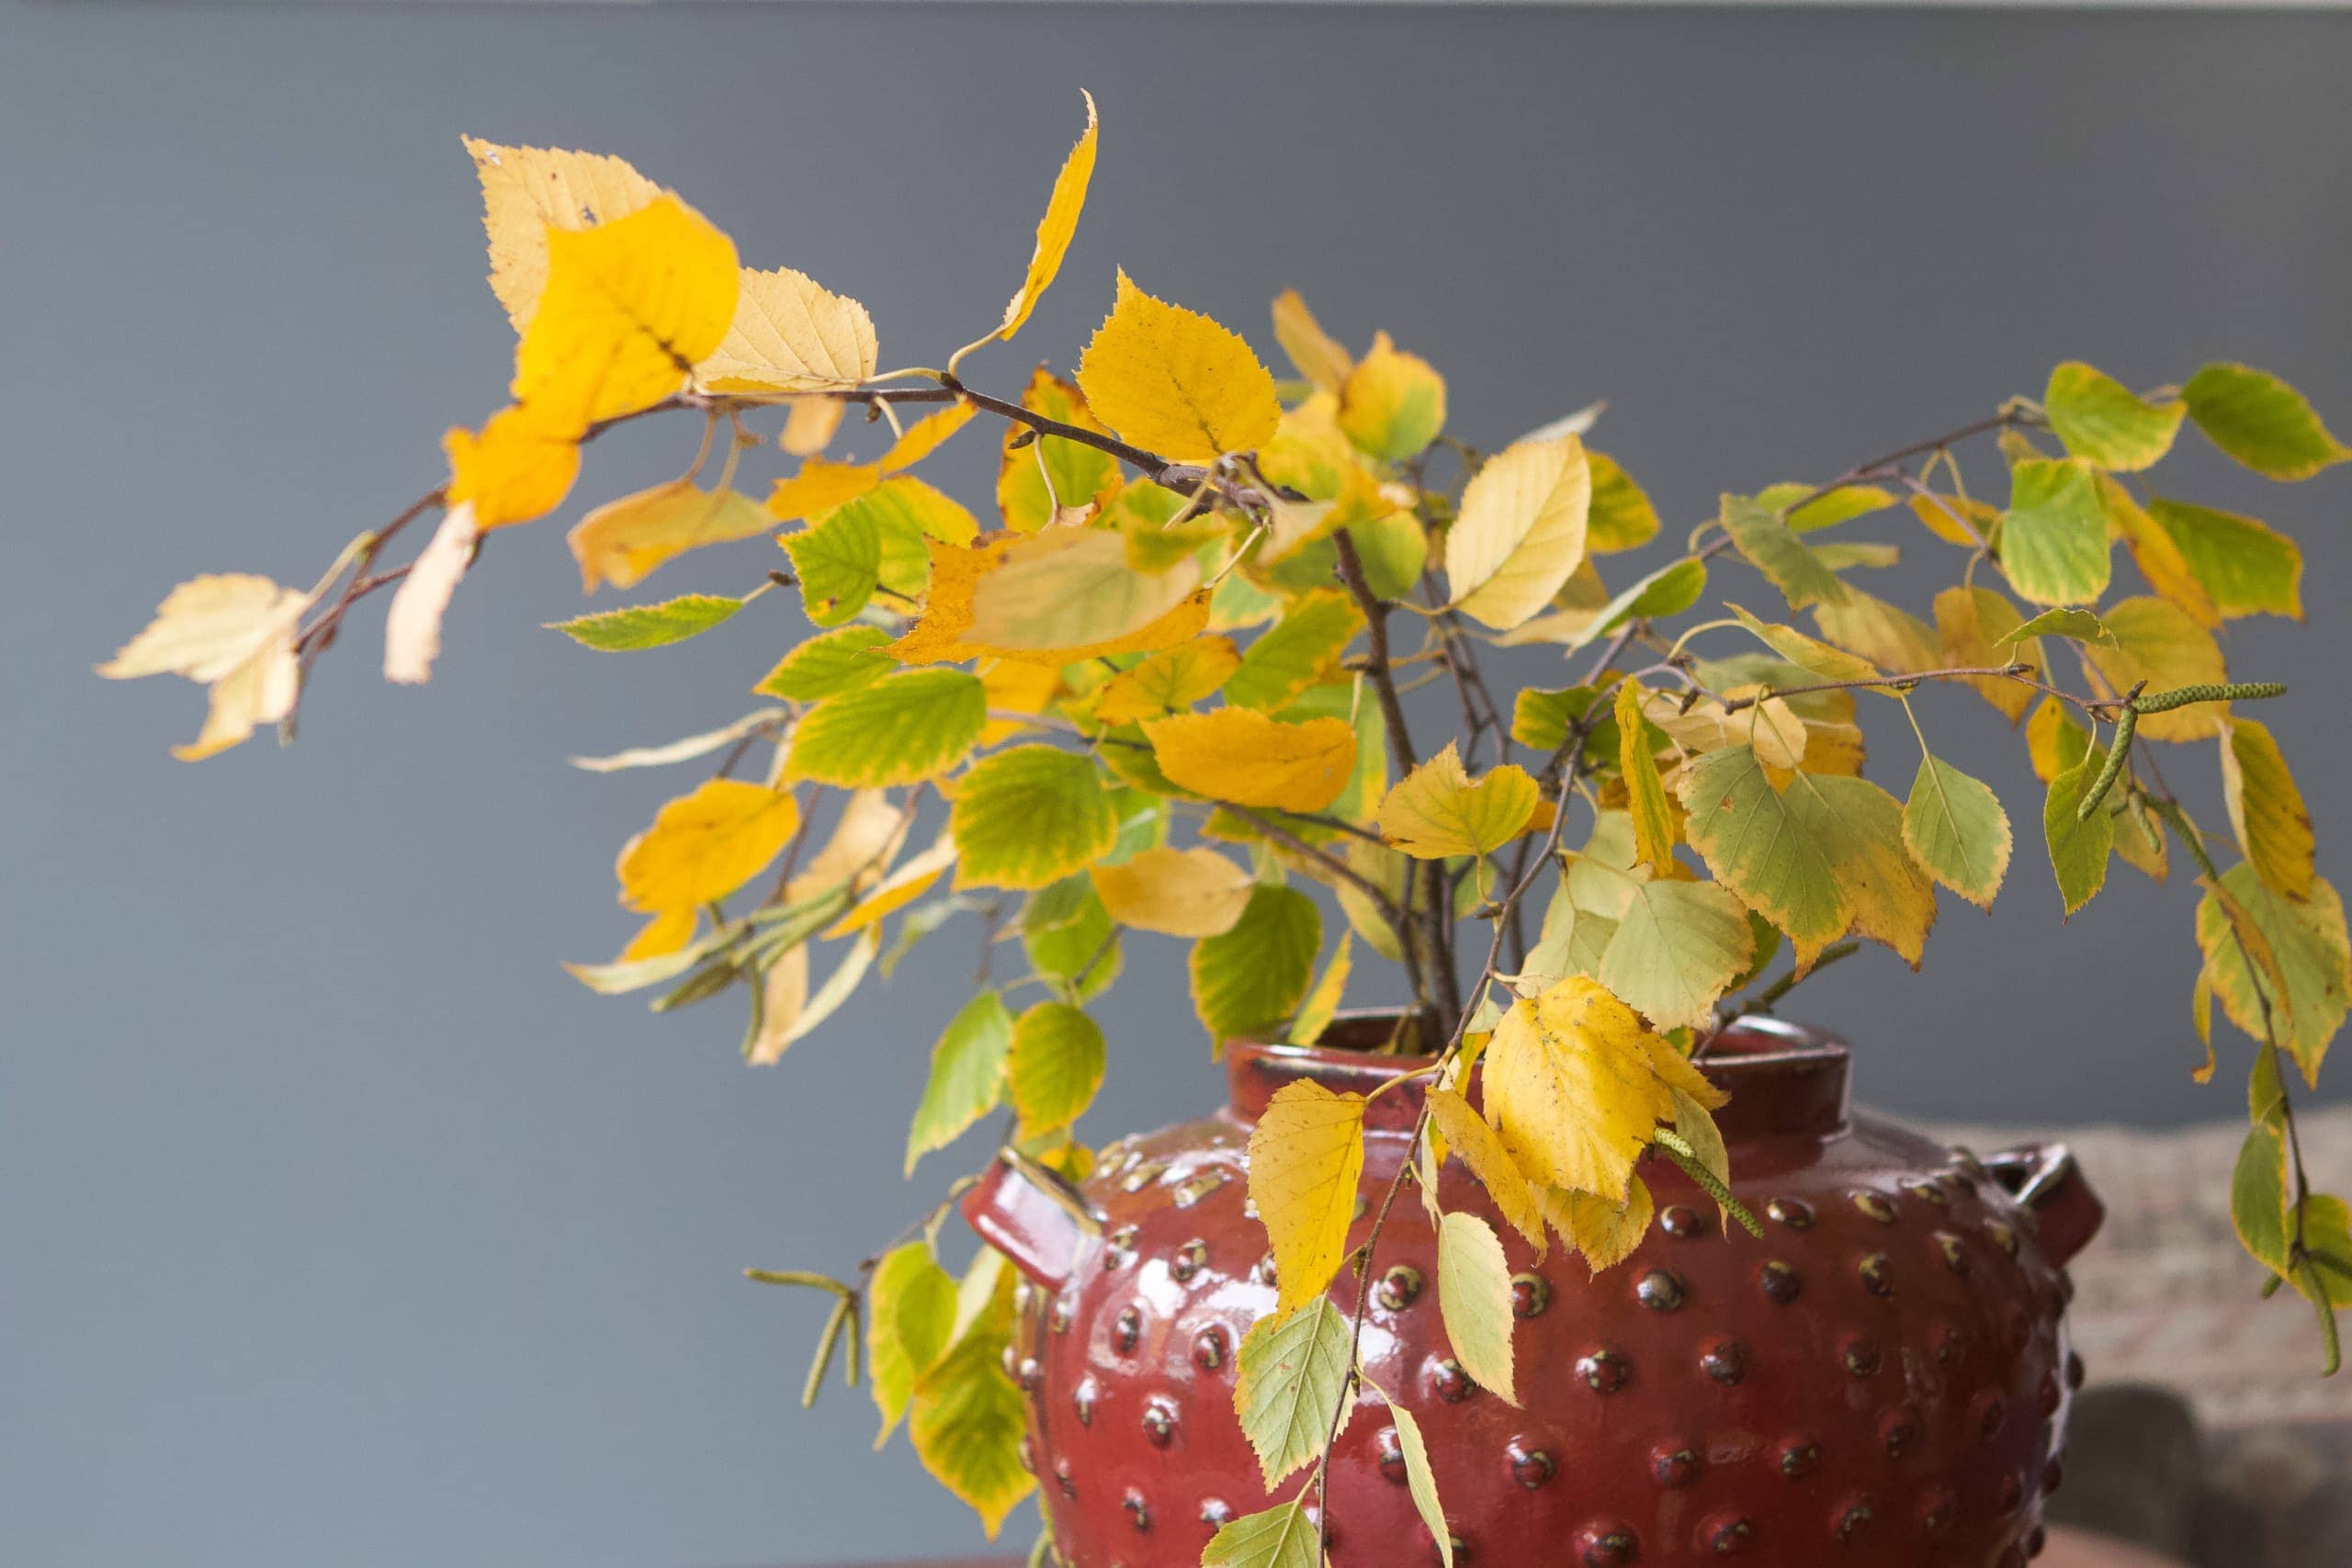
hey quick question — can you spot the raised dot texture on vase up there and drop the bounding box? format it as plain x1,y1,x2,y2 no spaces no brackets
1766,1196,1815,1229
1856,1253,1894,1296
2066,1350,2087,1389
1840,1335,1882,1377
1998,1471,2025,1512
1651,1445,1700,1489
1878,1407,1921,1461
1055,1456,1077,1497
1578,1349,1632,1394
1170,1238,1207,1282
1635,1269,1685,1313
1141,1398,1176,1447
2043,1455,2065,1493
1659,1204,1702,1237
1905,1179,1949,1206
1986,1219,2020,1258
1511,1271,1551,1318
1576,1523,1637,1564
1917,1485,1957,1533
1431,1357,1475,1402
1704,1514,1755,1555
1198,1498,1233,1529
1016,1357,1042,1392
1832,1497,1874,1542
1700,1339,1749,1385
1122,1487,1150,1532
1050,1296,1072,1334
1758,1259,1802,1303
1777,1438,1820,1479
1252,1251,1278,1288
1172,1169,1228,1207
1111,1305,1142,1355
1935,1232,1971,1276
1973,1390,2008,1439
1507,1438,1556,1488
1073,1376,1099,1427
1851,1190,1898,1224
1376,1426,1407,1482
1119,1162,1165,1193
2028,1525,2050,1559
1376,1263,1424,1310
1191,1324,1228,1372
1928,1321,1966,1368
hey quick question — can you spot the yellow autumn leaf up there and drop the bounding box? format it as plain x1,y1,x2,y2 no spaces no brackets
1247,1079,1366,1315
1270,288,1354,394
882,401,980,470
1482,975,1726,1204
567,479,774,592
510,195,741,434
617,905,698,964
172,635,300,762
1616,681,1677,874
1090,846,1257,937
695,265,877,393
616,778,802,913
1288,933,1353,1047
1375,742,1539,859
1093,636,1241,724
1547,1177,1656,1273
978,659,1062,745
1422,1085,1545,1249
787,789,909,901
1076,270,1282,463
778,396,845,457
991,91,1099,344
767,457,884,523
1144,708,1359,812
2083,595,2231,742
824,834,957,939
462,137,662,333
1337,331,1447,463
442,403,582,530
1444,434,1592,630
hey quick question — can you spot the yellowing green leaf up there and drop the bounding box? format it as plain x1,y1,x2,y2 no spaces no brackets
1006,1001,1106,1138
1758,481,1899,534
1444,434,1592,630
566,480,773,592
1676,745,1846,964
1909,490,1997,547
965,529,1204,656
2044,360,2184,470
2043,758,2114,917
1547,1176,1655,1273
510,196,740,434
2002,606,2114,649
907,1300,1033,1537
992,91,1098,342
1720,493,1848,612
1270,289,1353,394
993,368,1121,533
1596,879,1755,1032
1233,1299,1355,1488
1338,332,1446,461
1787,770,1937,965
1616,680,1676,874
616,778,800,913
2097,476,2217,628
781,490,921,627
1202,1502,1320,1568
1933,585,2039,723
783,668,986,787
1584,450,1660,553
2232,1122,2291,1277
1384,1400,1452,1568
1093,636,1240,724
1811,586,1939,675
2183,362,2350,480
1422,1086,1545,1248
2198,869,2349,1085
694,265,877,393
1724,603,1881,684
1248,1079,1367,1315
549,592,742,651
905,991,1013,1174
1482,975,1724,1205
866,1241,957,1446
753,625,894,702
1022,875,1123,1001
1435,1211,1517,1404
1147,708,1359,812
2222,718,2315,903
2147,498,2304,621
1903,754,2013,908
1076,270,1281,462
950,745,1118,891
1225,591,1362,712
1087,844,1255,938
2083,595,2230,742
462,137,662,333
1287,933,1353,1048
1998,458,2112,606
1376,743,1539,860
1192,884,1321,1043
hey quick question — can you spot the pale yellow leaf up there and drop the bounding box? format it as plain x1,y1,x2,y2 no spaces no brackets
695,265,879,393
1089,845,1256,937
1435,1211,1517,1404
463,137,662,333
1422,1086,1545,1249
778,396,846,457
1444,434,1591,630
100,572,311,683
823,833,957,939
383,501,481,685
1374,742,1539,859
995,91,1098,341
1248,1079,1366,1315
1270,288,1353,393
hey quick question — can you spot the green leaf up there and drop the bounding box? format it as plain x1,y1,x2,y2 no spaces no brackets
1233,1298,1356,1487
2232,1122,2290,1277
783,668,986,787
1555,557,1710,655
951,745,1120,891
1720,493,1849,610
1386,1401,1452,1567
1191,884,1321,1043
904,992,1013,1176
1902,754,2013,908
1616,680,1675,875
2147,498,2303,620
2043,361,2184,471
754,625,894,701
1784,770,1936,966
1346,512,1430,601
1510,685,1600,752
1022,876,1123,1001
1584,450,1660,553
1224,590,1362,711
548,592,743,651
1670,1086,1736,1233
1202,1503,1320,1568
1595,878,1755,1032
2182,362,2350,481
1676,746,1847,963
1998,458,2111,606
866,1241,958,1445
783,495,908,626
1999,607,2114,649
1435,1211,1517,1404
1756,480,1898,534
907,1294,1034,1537
2197,867,2350,1085
1006,1001,1106,1137
2042,757,2115,917
1725,603,1882,683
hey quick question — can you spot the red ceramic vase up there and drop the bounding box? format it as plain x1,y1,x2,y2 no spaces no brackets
963,1015,2104,1568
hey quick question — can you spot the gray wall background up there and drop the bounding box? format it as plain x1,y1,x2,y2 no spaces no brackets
5,5,2349,1565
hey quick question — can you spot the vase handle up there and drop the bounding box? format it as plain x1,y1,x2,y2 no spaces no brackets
1982,1141,2106,1267
961,1146,1102,1292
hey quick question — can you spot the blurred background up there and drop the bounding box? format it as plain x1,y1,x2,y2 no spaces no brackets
5,4,2349,1565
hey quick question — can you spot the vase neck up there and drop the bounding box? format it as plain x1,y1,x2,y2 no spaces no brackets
1224,1015,1850,1142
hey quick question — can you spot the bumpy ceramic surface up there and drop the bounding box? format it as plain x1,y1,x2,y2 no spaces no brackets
964,1017,2104,1567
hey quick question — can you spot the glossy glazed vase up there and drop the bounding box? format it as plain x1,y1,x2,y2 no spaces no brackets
963,1015,2105,1568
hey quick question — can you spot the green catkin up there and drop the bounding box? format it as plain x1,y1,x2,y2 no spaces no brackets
1653,1131,1765,1238
2132,680,2288,714
2077,705,2138,821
